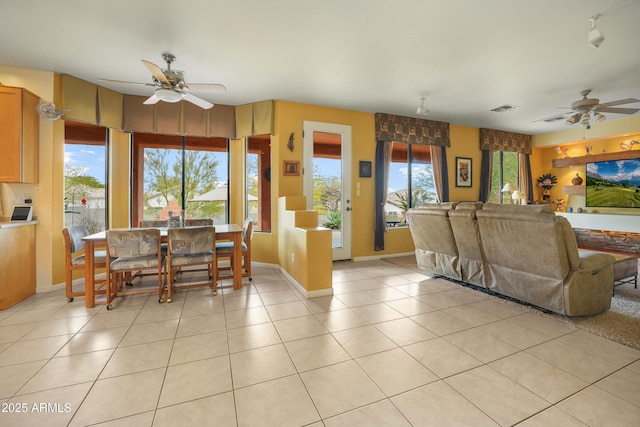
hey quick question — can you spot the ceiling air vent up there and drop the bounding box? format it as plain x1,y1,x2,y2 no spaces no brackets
490,104,519,113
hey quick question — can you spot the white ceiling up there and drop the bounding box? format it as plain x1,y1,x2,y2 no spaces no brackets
1,0,639,135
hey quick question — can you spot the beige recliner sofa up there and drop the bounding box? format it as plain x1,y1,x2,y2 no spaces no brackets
407,202,615,316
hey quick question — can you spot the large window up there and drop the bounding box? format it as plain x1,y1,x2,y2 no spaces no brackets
386,142,436,225
133,134,229,226
247,135,272,232
489,151,519,203
64,122,107,233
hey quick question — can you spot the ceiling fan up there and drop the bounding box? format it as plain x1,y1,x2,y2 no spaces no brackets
98,53,225,109
539,90,639,127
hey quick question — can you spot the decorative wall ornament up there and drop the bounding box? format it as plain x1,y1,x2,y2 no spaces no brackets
287,132,295,152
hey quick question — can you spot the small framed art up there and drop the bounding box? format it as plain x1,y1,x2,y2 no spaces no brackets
283,160,300,176
359,161,372,178
455,157,472,187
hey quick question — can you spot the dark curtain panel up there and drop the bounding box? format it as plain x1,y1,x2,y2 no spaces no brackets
479,149,493,203
374,140,392,251
430,145,449,202
520,153,534,204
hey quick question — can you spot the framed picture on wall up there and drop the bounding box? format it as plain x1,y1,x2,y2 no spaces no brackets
283,160,300,176
359,161,372,178
455,157,472,187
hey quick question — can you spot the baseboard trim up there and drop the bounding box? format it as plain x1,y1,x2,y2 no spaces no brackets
352,251,415,262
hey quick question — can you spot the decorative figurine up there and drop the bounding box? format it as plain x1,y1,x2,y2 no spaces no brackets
571,173,583,185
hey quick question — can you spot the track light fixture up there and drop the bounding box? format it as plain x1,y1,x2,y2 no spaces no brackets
416,97,429,116
588,15,605,48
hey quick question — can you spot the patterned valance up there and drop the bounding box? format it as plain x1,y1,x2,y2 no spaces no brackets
375,113,450,147
479,128,532,155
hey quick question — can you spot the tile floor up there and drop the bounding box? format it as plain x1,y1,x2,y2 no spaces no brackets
1,260,639,426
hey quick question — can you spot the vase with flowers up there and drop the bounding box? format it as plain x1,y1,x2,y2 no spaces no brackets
536,173,557,203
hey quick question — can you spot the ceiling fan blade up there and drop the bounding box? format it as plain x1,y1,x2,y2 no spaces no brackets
187,83,227,93
533,113,568,123
143,94,160,105
142,60,170,84
596,107,640,114
183,93,214,109
97,78,155,87
596,98,640,108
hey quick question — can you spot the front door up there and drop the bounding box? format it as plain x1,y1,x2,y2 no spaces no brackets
303,121,352,261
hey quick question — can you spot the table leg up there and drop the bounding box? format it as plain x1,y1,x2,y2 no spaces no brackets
84,241,96,308
233,232,242,290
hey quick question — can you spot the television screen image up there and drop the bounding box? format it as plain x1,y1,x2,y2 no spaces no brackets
586,158,640,208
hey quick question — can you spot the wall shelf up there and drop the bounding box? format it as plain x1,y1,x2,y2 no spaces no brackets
563,185,585,195
552,149,640,168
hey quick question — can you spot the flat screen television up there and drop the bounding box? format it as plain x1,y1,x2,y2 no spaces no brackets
586,158,640,208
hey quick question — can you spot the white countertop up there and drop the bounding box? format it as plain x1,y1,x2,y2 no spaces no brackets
0,220,39,229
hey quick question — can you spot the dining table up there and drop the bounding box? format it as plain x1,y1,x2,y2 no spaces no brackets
82,223,244,308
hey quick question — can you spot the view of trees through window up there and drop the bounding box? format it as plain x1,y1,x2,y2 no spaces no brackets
489,151,519,203
386,142,436,225
64,143,106,234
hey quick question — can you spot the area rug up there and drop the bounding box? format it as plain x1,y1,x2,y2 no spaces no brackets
385,255,640,350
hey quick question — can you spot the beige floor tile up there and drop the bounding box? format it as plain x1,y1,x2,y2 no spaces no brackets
80,309,140,332
626,359,640,375
404,337,483,378
300,360,385,419
254,279,291,293
556,330,640,366
0,322,40,344
356,348,438,396
383,297,436,316
169,330,228,365
558,385,640,427
154,392,236,427
100,340,172,378
364,286,411,302
57,326,128,356
595,367,640,406
158,355,232,407
22,316,92,340
515,406,588,427
332,325,397,358
391,380,499,426
175,312,226,337
0,360,47,399
0,335,73,367
235,374,320,427
273,315,328,342
478,319,550,349
69,369,165,427
441,287,489,304
415,292,465,310
284,334,351,372
507,312,576,338
92,411,155,426
227,321,282,353
444,328,520,363
230,343,296,388
443,304,501,326
118,319,179,347
300,295,348,314
314,308,369,332
351,302,404,323
222,293,264,311
3,382,92,427
410,310,472,336
323,399,412,427
445,365,550,426
180,298,225,318
19,349,113,394
259,289,300,305
133,304,184,325
264,300,313,321
334,292,381,307
224,306,271,329
470,298,531,319
0,307,60,327
373,317,437,346
526,339,620,382
490,351,589,403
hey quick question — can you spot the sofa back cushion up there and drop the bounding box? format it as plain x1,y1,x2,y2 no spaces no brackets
406,208,458,256
482,202,554,214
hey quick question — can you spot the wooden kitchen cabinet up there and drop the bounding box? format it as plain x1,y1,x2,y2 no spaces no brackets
0,86,39,183
0,224,36,309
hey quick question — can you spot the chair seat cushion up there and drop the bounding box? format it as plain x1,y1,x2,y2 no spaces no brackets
110,254,164,271
71,250,107,266
215,241,247,254
170,251,214,266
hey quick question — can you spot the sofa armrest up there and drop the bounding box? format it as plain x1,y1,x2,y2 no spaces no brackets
577,251,616,274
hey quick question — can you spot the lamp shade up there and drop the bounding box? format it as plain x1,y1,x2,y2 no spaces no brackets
501,183,516,192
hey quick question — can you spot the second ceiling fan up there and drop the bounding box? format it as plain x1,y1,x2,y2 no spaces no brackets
98,53,226,109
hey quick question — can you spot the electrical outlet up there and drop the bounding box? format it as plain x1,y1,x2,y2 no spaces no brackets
291,253,295,263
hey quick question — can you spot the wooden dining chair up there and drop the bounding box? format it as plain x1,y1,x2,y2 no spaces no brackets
166,226,217,302
216,219,254,281
105,229,165,310
62,225,107,303
185,218,214,226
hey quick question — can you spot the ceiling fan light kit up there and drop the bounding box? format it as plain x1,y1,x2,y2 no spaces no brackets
416,97,429,116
